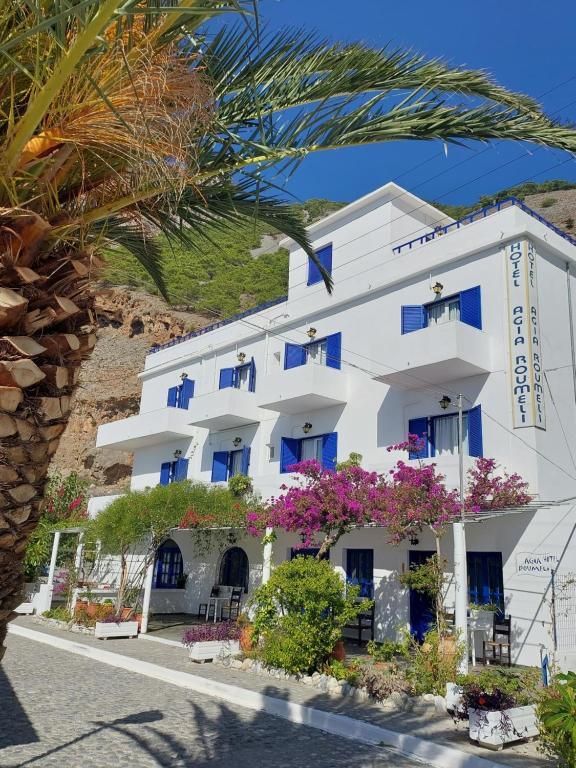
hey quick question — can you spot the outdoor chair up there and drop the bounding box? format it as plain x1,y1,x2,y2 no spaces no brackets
198,586,219,620
482,614,512,666
222,587,242,620
344,602,375,645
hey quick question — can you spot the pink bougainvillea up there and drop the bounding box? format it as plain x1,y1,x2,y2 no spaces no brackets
248,442,532,557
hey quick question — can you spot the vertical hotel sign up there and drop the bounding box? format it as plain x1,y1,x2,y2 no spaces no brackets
506,240,546,429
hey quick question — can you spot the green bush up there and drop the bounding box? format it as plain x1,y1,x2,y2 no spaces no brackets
323,659,360,685
537,672,576,767
42,607,72,622
367,637,408,663
251,557,369,675
456,666,540,706
407,629,464,695
540,196,557,208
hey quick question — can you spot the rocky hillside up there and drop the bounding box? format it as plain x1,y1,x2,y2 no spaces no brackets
49,289,209,497
50,187,576,498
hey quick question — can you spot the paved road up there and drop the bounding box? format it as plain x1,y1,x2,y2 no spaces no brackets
0,635,424,768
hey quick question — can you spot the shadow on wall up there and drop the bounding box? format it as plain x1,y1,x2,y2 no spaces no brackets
0,667,39,749
373,572,407,641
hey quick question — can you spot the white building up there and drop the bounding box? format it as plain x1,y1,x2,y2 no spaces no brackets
91,182,576,667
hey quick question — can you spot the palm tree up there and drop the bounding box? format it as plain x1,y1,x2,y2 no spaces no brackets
0,0,575,659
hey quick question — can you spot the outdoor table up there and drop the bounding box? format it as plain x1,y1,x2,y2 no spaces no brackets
205,596,229,623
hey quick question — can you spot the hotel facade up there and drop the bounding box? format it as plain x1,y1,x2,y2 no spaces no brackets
90,182,576,668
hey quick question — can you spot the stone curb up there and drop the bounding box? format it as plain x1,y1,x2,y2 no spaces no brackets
8,624,510,768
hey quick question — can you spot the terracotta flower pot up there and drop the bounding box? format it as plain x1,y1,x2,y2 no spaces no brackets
330,639,346,662
239,625,256,652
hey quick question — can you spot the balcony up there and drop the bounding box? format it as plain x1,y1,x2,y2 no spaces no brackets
187,388,264,430
96,407,196,451
257,364,349,414
373,321,491,389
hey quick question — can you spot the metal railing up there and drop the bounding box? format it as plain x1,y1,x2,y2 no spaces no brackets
148,294,288,355
393,196,576,255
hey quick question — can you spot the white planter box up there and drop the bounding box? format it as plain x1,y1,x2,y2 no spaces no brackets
188,640,240,662
94,621,139,639
469,705,538,749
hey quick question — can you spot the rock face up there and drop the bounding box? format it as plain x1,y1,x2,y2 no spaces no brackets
49,288,209,496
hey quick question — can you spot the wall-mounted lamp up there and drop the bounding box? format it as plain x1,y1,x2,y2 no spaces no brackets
409,536,420,546
237,351,246,363
306,327,317,339
180,372,188,381
439,395,452,411
232,436,242,447
173,449,183,459
302,422,313,434
299,532,307,544
432,281,444,295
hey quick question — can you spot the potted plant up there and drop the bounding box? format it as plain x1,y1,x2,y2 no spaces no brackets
182,621,241,662
94,612,139,640
459,669,540,750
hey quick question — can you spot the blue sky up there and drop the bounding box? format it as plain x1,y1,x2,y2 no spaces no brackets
253,0,576,207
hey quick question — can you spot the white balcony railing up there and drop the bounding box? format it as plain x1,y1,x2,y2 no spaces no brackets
257,363,349,414
96,407,196,450
186,388,264,430
373,321,492,389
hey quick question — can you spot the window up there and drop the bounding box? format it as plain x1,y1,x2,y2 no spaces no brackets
401,286,481,334
219,547,249,592
284,332,341,370
408,405,482,459
467,552,504,612
167,377,194,409
431,412,468,457
280,432,337,473
426,296,460,326
160,457,189,485
228,449,243,477
219,358,256,392
154,539,184,589
211,446,251,482
307,244,332,286
305,339,327,365
346,549,374,598
300,436,323,461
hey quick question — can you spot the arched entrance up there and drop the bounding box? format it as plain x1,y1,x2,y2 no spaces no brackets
153,539,184,589
218,547,249,593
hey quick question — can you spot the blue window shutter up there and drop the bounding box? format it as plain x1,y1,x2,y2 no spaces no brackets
167,386,178,408
401,305,426,334
468,405,483,457
178,378,194,409
211,451,229,482
326,332,342,370
321,432,338,471
408,418,429,459
173,457,189,482
241,446,251,475
460,286,482,330
307,244,332,286
219,368,235,389
280,438,301,473
160,462,172,486
248,358,256,392
284,343,306,370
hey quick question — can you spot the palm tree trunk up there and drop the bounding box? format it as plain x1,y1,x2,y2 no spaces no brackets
0,210,96,660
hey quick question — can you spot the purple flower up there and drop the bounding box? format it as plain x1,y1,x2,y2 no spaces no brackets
182,621,240,646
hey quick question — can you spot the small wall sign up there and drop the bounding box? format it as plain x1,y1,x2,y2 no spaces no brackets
516,552,558,576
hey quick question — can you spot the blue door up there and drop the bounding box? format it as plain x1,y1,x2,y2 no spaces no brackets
408,550,436,642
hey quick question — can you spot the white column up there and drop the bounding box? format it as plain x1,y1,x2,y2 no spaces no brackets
453,393,469,674
262,527,274,584
70,532,85,614
45,530,61,611
140,559,155,634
